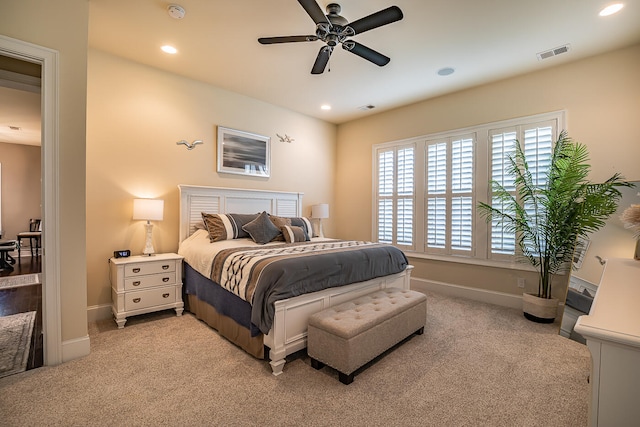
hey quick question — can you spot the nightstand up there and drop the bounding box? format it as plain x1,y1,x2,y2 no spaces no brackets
110,253,184,328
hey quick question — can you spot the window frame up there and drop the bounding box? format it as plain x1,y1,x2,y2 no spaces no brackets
372,110,565,268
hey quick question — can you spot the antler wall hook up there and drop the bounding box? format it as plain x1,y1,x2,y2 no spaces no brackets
276,134,295,143
176,139,203,150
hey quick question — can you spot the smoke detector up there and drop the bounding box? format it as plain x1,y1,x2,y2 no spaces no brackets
167,4,185,19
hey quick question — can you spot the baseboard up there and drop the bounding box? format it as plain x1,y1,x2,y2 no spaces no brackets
87,303,112,323
411,277,523,310
62,334,90,362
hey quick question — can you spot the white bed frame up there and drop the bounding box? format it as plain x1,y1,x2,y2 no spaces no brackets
178,185,413,375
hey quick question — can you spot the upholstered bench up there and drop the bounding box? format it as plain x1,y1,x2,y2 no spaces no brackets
307,287,427,384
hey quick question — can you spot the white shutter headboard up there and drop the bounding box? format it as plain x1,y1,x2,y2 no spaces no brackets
178,185,304,243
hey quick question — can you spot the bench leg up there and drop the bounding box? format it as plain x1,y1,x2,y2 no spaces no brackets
310,358,325,370
339,372,354,385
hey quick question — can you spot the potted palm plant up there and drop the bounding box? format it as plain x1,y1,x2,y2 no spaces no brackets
478,131,631,322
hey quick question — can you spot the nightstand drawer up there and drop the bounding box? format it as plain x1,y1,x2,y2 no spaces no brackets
124,287,176,311
124,260,176,277
124,272,176,290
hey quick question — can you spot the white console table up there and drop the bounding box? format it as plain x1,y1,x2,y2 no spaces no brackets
574,258,640,427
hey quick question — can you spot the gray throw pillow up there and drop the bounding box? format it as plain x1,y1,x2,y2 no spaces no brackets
242,211,281,244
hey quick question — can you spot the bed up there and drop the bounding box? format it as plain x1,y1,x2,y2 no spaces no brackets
178,185,413,375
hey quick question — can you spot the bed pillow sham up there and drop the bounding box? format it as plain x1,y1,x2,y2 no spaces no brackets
243,211,282,244
201,212,259,242
281,225,309,243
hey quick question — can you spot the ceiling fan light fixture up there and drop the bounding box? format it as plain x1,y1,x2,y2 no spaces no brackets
599,3,624,16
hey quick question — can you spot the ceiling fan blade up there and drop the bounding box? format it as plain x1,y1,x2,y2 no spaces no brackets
258,35,318,44
342,41,390,66
298,0,329,25
311,46,332,74
347,6,403,35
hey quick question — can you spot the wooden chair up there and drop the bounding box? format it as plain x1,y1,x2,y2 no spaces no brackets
17,218,42,258
0,239,17,270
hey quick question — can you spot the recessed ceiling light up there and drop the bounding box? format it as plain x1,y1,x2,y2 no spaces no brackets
321,105,331,110
437,67,455,76
599,3,624,16
161,45,178,54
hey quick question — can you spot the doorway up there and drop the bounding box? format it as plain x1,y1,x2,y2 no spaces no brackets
0,34,62,368
0,53,43,375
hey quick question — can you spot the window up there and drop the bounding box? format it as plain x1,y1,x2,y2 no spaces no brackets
372,111,564,265
375,144,415,249
488,121,556,259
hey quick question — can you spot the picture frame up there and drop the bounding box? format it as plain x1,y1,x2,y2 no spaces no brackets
217,126,270,177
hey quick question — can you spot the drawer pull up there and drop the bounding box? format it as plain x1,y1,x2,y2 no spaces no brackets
162,277,170,282
132,281,141,286
162,265,170,270
132,268,141,273
133,298,141,303
162,293,170,298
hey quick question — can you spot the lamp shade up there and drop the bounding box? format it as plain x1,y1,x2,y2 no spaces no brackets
312,204,329,219
133,199,164,221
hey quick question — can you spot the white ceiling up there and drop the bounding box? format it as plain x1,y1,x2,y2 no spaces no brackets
2,0,640,147
88,0,640,124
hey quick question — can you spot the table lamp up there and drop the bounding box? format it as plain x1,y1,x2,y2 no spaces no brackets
133,198,164,256
311,203,329,238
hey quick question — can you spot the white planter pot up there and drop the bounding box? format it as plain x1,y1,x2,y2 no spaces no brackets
522,293,558,323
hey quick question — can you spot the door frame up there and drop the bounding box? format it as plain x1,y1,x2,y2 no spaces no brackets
0,34,62,365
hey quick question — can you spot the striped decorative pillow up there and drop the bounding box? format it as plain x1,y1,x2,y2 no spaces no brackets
281,225,309,243
289,217,313,239
201,212,259,242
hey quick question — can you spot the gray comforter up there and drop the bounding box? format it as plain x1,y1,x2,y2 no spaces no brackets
210,240,408,334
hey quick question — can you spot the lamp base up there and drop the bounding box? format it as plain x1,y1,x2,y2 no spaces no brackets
142,222,156,256
315,219,325,238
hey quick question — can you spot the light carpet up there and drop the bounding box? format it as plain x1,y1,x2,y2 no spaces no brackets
0,311,35,379
0,274,41,290
0,291,590,426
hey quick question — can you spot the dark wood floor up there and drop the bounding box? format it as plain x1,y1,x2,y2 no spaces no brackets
0,255,43,370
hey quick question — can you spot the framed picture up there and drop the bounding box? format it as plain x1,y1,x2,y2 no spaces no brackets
572,237,590,269
217,126,270,177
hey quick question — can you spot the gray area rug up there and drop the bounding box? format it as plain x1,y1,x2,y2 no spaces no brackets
0,311,35,379
0,291,590,426
0,274,40,290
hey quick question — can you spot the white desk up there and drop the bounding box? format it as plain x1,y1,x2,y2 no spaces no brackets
574,258,640,427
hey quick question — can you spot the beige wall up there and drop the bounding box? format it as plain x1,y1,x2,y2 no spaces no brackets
0,142,41,239
1,0,89,343
86,49,336,309
335,44,640,300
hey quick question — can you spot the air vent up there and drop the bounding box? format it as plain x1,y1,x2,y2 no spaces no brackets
537,44,571,61
358,104,376,111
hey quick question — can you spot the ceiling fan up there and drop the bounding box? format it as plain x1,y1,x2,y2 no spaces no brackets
258,1,403,74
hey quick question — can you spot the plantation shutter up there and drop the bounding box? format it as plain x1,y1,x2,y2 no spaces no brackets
451,137,474,252
426,135,474,254
427,142,447,250
375,145,414,248
489,130,517,255
489,122,557,258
